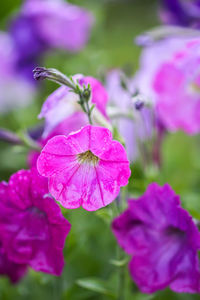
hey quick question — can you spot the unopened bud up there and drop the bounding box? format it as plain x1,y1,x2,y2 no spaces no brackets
33,67,75,89
132,93,150,110
82,87,91,101
135,100,144,110
33,67,49,81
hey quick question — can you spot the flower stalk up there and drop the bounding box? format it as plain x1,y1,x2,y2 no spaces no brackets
0,128,41,151
33,67,93,124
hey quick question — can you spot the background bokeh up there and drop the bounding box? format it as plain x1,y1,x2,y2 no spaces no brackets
0,0,200,299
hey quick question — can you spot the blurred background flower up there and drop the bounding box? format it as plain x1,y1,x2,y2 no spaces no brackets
161,0,200,28
10,0,93,81
1,1,200,300
136,37,200,134
0,31,35,113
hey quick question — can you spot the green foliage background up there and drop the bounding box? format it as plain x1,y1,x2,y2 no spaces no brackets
0,0,200,299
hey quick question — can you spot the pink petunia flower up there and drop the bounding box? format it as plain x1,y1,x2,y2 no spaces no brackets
39,75,109,138
28,75,109,167
37,125,131,211
0,169,71,276
136,38,200,134
112,183,200,293
28,111,88,167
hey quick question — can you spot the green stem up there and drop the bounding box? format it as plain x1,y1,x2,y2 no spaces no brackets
117,247,126,300
33,67,94,124
18,131,41,151
85,100,93,125
112,187,128,300
79,96,92,125
119,186,127,212
88,112,92,125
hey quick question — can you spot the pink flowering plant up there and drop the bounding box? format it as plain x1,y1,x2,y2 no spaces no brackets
1,1,200,300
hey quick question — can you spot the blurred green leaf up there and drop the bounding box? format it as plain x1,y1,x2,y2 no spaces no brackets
109,257,129,267
76,277,116,298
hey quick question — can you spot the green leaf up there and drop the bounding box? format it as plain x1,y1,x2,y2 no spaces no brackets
89,104,95,114
133,294,155,300
110,257,129,267
76,278,116,298
112,126,125,146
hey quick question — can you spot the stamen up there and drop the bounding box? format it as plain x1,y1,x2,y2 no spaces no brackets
77,150,99,165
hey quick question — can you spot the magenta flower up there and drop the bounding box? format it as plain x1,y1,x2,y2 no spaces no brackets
39,75,109,137
28,111,88,167
37,125,131,211
0,169,71,276
0,242,27,283
112,183,200,294
136,38,200,134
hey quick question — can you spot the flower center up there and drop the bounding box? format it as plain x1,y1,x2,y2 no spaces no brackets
77,150,99,165
188,82,200,95
28,206,46,217
165,226,185,239
188,74,200,96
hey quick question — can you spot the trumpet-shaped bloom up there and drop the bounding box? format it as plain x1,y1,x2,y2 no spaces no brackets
37,125,131,211
136,38,200,134
112,183,200,294
22,0,93,52
0,169,71,276
10,0,93,79
39,76,109,137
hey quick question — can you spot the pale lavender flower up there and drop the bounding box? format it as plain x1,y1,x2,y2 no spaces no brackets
0,31,35,113
10,0,93,79
106,69,153,162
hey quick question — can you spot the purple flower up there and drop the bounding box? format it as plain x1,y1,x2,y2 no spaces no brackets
161,0,200,28
9,16,47,80
10,0,93,79
0,242,27,283
0,168,71,276
0,31,35,113
112,183,200,294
